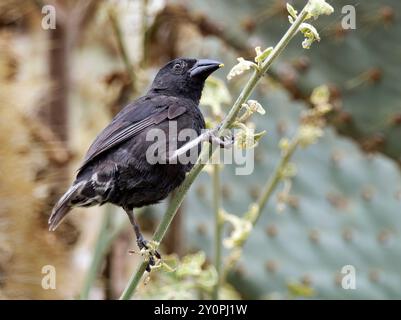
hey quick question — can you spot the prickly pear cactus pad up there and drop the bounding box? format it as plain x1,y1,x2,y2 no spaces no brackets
126,0,401,300
183,0,401,164
170,85,401,299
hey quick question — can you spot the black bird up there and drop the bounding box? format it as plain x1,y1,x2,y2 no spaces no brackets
49,58,223,265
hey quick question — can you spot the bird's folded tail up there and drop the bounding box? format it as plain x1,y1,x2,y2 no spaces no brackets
48,182,83,231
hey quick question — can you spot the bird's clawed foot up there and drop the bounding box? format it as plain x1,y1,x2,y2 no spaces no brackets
131,237,161,272
209,127,234,148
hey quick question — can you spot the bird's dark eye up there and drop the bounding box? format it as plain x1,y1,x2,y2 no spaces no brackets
172,63,183,74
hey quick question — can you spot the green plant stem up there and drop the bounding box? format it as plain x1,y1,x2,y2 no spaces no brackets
80,206,111,299
140,0,149,67
119,5,310,300
222,138,299,278
219,8,309,133
212,164,222,300
108,8,136,93
80,206,130,299
251,139,299,224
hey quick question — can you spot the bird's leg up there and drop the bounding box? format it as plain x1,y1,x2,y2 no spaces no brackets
123,207,161,271
208,124,235,148
168,127,234,162
208,132,234,148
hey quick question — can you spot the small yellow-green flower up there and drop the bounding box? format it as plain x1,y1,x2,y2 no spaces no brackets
222,211,252,249
279,138,291,153
305,0,334,20
298,124,323,147
310,85,330,105
235,124,266,150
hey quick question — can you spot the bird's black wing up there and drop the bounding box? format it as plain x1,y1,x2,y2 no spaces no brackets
77,96,187,173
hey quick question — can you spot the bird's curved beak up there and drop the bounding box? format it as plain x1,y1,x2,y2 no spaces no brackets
189,59,224,78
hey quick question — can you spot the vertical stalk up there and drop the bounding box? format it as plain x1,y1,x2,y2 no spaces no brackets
140,0,149,67
250,139,299,225
80,206,128,299
212,164,222,300
222,138,299,278
80,206,113,299
108,8,136,93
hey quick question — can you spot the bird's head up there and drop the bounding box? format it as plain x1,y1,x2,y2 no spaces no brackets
149,58,224,103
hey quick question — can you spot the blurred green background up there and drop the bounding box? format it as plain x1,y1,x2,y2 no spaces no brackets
0,0,400,299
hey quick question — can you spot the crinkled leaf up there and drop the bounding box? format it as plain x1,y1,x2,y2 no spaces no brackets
286,3,298,19
255,46,273,64
227,57,256,80
300,22,320,49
